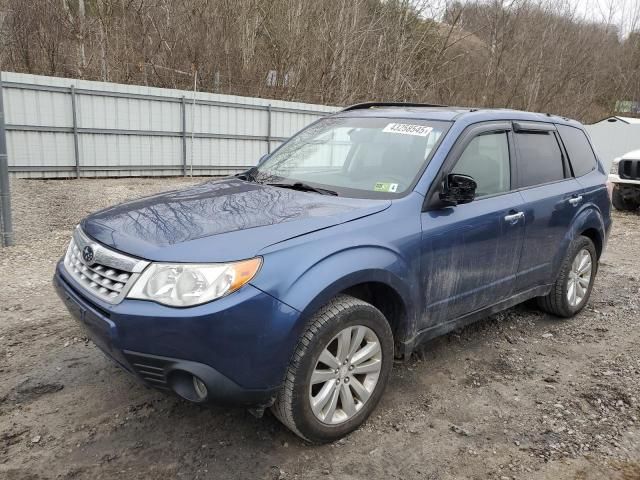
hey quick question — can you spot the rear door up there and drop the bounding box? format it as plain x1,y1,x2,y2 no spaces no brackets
513,122,583,292
556,124,610,223
420,122,526,328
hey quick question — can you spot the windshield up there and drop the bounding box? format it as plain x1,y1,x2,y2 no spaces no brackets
254,116,450,198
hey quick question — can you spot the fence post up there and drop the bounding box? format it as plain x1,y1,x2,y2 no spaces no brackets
70,85,81,178
0,74,14,247
266,104,272,154
181,96,187,176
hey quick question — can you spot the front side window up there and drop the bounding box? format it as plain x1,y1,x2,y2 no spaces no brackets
255,117,450,197
452,131,511,197
515,131,565,188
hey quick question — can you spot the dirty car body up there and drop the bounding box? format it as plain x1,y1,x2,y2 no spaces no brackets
54,103,611,442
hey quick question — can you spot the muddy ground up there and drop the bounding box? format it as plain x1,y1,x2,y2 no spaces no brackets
1,177,639,480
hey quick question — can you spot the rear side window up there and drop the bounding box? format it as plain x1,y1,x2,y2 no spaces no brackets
515,131,565,188
556,125,598,177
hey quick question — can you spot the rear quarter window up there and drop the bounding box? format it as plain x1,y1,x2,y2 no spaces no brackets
515,131,565,188
556,125,598,177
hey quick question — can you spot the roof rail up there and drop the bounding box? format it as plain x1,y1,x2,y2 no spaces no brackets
340,101,448,112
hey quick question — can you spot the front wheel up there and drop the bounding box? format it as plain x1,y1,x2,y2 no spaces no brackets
537,236,597,318
271,295,394,443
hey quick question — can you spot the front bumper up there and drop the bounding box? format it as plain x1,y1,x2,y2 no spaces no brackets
54,261,302,406
608,174,640,186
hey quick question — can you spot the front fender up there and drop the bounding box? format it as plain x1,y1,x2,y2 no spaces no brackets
252,243,420,340
289,247,415,318
250,195,424,358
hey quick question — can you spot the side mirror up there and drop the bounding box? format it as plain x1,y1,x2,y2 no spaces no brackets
439,173,477,206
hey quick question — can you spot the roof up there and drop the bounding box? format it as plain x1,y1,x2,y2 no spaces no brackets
334,104,582,127
592,116,640,125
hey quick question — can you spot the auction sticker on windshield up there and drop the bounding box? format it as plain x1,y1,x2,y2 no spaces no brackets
382,123,433,137
374,182,399,192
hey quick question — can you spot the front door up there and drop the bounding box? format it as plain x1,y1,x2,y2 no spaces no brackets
420,124,525,330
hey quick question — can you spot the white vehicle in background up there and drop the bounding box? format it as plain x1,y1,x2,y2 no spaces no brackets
609,150,640,211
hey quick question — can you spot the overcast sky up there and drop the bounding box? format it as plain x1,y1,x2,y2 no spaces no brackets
573,0,640,31
426,0,640,35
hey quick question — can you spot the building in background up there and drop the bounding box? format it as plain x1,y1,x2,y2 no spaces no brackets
585,116,640,172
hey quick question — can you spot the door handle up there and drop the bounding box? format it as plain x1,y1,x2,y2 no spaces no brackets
504,211,524,223
568,195,583,206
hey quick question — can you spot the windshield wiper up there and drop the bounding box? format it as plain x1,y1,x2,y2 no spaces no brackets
266,182,338,196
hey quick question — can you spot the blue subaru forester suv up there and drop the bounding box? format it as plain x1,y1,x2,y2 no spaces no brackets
54,103,611,443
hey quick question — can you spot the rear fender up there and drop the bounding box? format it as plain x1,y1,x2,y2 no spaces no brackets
552,206,605,280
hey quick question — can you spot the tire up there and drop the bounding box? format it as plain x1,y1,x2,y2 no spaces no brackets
612,186,640,211
271,294,394,443
537,236,597,318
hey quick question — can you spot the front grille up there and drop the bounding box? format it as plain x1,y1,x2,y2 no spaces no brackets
66,239,131,299
63,227,149,304
618,159,640,180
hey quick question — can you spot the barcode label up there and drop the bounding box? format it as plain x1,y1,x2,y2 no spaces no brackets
382,123,433,137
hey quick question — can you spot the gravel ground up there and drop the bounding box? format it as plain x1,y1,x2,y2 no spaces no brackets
1,177,639,480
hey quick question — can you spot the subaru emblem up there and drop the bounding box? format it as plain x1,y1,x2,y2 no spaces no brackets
82,245,95,265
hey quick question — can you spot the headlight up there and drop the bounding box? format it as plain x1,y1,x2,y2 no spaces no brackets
127,258,262,307
610,160,620,175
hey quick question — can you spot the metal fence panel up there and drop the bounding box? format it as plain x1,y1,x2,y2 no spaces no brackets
1,71,338,178
5,88,72,127
78,94,182,132
7,131,76,179
79,134,181,171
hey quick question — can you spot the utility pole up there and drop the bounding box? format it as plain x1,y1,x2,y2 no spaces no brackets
0,74,14,247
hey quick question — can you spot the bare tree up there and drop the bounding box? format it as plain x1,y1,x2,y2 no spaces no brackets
0,0,638,122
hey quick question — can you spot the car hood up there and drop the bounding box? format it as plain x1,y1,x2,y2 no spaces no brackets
81,178,391,262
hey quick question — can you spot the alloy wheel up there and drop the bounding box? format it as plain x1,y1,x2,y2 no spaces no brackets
567,248,593,307
309,325,382,425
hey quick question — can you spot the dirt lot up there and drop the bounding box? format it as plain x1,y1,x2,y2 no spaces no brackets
1,177,639,480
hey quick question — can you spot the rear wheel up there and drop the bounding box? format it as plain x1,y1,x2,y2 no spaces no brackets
271,295,393,443
612,186,640,211
537,236,597,318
